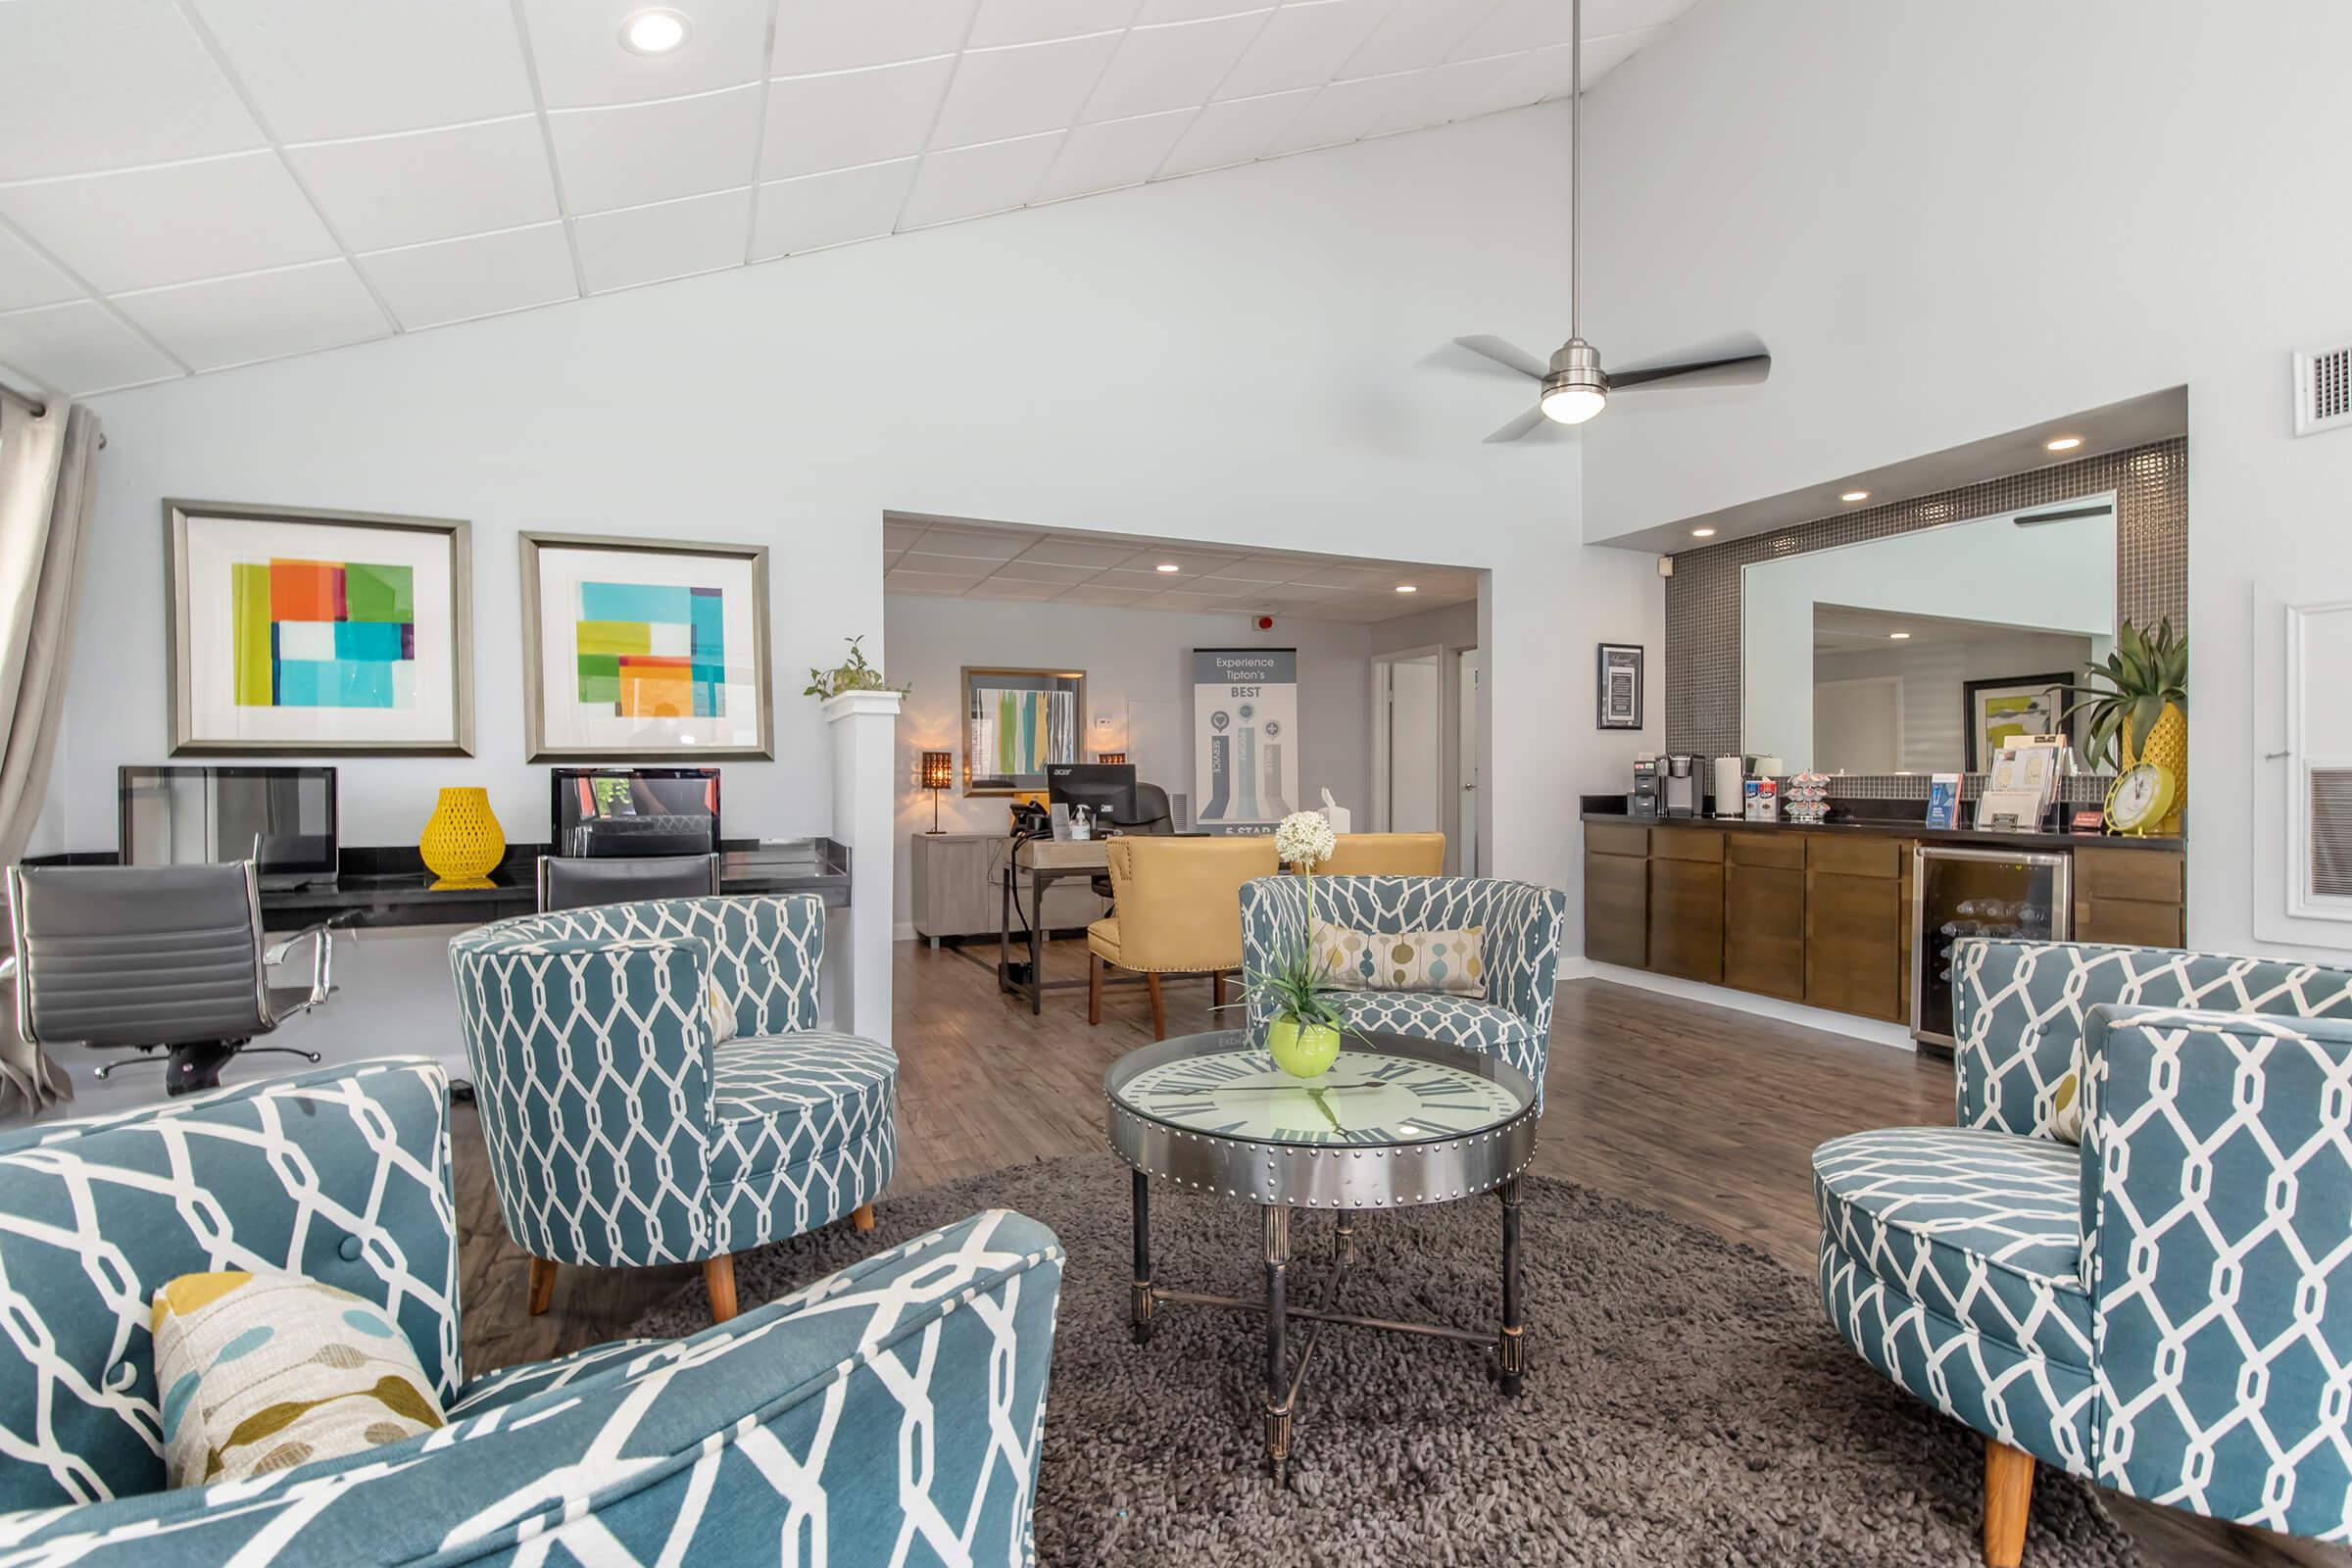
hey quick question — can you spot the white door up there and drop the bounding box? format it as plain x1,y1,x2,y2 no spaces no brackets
1374,653,1444,832
1458,648,1481,875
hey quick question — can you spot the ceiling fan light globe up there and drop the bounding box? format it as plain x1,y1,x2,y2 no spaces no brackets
1541,383,1607,424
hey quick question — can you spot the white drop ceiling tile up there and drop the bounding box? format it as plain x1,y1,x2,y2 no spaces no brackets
899,132,1062,228
1262,70,1418,154
0,301,180,393
1289,564,1395,588
1134,548,1244,573
894,551,1002,577
970,0,1143,48
886,570,978,596
908,528,1030,561
287,117,559,252
772,0,980,76
1445,0,1575,63
1083,13,1270,122
519,0,772,108
1023,536,1152,568
1587,0,1699,30
192,0,534,140
1371,51,1516,133
932,32,1126,150
1035,109,1194,201
1256,579,1349,600
1200,559,1304,583
0,0,264,181
0,226,78,313
1155,87,1310,174
1136,0,1270,21
761,57,956,180
883,520,929,549
548,86,762,214
115,261,387,372
575,187,753,292
752,159,919,257
359,222,576,329
1090,567,1178,589
993,560,1100,583
0,153,337,296
1334,0,1485,79
1215,0,1389,101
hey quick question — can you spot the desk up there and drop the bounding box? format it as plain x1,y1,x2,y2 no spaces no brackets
998,838,1109,1015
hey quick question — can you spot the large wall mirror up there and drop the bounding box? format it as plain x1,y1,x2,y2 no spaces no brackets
1740,497,2116,774
960,665,1087,795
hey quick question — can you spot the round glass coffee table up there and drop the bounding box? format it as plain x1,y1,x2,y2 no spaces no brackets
1103,1028,1540,1482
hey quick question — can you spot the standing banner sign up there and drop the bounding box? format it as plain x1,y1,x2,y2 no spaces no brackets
1193,648,1298,834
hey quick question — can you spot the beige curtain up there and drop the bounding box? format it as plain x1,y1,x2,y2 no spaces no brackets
0,392,101,1115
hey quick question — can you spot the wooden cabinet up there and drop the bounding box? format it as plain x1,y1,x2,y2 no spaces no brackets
1723,833,1805,1000
1647,828,1724,983
910,831,1104,942
1583,824,1648,969
1805,836,1905,1022
2073,846,2186,948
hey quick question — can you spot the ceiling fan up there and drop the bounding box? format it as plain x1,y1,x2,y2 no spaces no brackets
1450,0,1771,443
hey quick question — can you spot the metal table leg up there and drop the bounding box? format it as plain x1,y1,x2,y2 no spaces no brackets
1027,868,1045,1015
1131,1169,1153,1344
1498,1173,1525,1396
1264,1204,1292,1483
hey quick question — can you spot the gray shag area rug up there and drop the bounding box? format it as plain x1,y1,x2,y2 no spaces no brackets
632,1152,2142,1567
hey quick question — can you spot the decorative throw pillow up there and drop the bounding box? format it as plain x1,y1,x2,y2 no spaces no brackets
707,978,738,1043
1313,924,1486,997
2047,1067,2084,1144
150,1272,444,1489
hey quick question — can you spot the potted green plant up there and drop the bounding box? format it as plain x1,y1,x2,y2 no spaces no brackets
802,636,908,701
1260,810,1345,1078
2059,615,2186,831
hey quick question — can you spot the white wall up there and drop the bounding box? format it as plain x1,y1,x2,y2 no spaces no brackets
1575,0,2352,957
884,592,1373,929
32,105,1660,1073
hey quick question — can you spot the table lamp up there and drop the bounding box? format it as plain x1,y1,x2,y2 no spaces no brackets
919,751,954,833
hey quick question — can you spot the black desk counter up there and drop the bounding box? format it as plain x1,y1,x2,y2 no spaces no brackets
1579,798,2184,855
26,839,852,932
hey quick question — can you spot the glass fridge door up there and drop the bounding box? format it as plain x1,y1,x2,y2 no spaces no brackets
1912,848,2073,1050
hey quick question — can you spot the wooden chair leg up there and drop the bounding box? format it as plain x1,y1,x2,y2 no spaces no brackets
1146,973,1166,1040
1212,970,1226,1009
703,1254,739,1325
852,1202,876,1232
1984,1437,2034,1568
1089,954,1103,1026
526,1256,557,1316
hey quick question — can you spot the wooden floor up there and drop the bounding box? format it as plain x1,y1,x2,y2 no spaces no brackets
453,936,2341,1568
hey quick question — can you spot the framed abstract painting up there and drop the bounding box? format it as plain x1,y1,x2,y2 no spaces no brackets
960,666,1085,795
166,501,473,756
517,531,772,761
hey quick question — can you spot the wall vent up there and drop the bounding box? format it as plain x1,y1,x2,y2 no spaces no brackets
2296,343,2352,436
2312,768,2352,900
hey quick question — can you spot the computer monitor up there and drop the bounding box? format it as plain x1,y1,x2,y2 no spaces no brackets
119,765,339,888
1048,762,1138,826
551,767,719,858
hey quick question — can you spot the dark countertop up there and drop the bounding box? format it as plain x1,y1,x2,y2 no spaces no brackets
1580,801,2183,855
28,839,852,931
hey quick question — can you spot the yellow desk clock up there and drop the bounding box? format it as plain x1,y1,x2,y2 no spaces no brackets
2104,760,2178,838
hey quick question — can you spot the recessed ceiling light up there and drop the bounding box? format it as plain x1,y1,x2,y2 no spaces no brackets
1154,563,1182,573
1840,490,1870,504
2045,435,2082,452
1690,527,1717,538
620,8,691,54
1395,584,1418,594
1888,631,1911,640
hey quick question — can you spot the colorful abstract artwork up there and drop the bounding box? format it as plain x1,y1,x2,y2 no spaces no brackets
573,581,726,720
960,667,1084,793
230,558,416,709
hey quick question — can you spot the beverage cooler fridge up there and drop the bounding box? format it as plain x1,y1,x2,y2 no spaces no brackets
1911,846,2072,1051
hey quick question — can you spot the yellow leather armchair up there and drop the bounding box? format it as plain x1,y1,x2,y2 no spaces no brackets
1088,837,1279,1039
1317,832,1446,876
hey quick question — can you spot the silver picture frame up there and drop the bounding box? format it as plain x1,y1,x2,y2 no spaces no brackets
517,530,774,762
165,499,475,757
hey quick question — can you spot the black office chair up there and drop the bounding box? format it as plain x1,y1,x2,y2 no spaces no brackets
4,862,332,1097
537,853,722,912
1094,783,1175,901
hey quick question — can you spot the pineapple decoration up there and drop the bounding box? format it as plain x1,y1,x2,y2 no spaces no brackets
2062,617,2187,837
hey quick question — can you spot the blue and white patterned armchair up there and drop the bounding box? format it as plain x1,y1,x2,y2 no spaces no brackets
1238,874,1570,1098
450,895,895,1323
0,1058,1064,1565
1813,940,2352,1565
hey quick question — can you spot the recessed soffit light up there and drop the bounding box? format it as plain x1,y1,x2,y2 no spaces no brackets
1154,563,1182,573
1690,527,1717,538
1840,490,1870,504
1888,631,1911,640
1396,584,1418,593
620,8,691,55
2045,435,2083,452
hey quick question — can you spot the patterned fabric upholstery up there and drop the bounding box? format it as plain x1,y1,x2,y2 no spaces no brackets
1239,875,1568,1099
449,896,894,1268
0,1062,1066,1565
1817,939,2352,1544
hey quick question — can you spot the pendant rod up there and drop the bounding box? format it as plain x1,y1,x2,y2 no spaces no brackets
1570,0,1581,342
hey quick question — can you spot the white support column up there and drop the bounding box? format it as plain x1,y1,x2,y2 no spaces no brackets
822,690,904,1046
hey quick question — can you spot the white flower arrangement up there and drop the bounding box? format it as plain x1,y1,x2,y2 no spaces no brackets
1274,809,1337,871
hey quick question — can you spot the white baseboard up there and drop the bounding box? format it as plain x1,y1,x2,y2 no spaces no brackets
1573,961,1917,1052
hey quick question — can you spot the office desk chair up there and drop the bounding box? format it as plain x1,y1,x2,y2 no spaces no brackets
4,862,333,1097
537,853,722,912
1092,782,1174,901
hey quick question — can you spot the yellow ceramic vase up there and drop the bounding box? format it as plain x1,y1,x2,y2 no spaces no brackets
420,787,505,888
2121,701,2187,837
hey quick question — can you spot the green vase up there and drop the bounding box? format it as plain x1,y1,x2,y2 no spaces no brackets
1267,1016,1342,1079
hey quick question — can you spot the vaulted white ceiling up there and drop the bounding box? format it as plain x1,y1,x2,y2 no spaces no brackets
0,0,1693,398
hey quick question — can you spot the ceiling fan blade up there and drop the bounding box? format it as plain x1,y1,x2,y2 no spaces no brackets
1484,405,1572,444
1452,335,1549,383
1609,331,1772,391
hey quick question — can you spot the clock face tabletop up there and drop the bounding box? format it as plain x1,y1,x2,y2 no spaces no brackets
1103,1030,1539,1209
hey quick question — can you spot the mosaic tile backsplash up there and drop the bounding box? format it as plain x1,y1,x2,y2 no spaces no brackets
1663,438,2188,783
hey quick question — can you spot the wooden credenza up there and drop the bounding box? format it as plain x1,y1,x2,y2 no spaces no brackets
1584,817,2187,1030
908,832,1108,943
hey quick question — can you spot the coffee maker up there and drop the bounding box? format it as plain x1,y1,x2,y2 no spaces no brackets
1662,754,1706,818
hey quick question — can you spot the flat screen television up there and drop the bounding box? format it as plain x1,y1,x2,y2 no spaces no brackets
551,767,719,858
119,765,339,888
